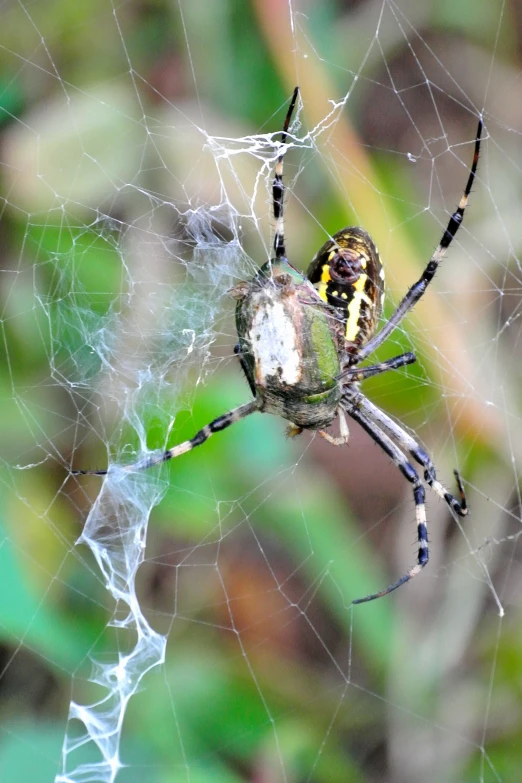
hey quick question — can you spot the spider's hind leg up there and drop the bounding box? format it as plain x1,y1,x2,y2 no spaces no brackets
72,399,259,476
415,450,468,516
318,407,349,446
345,400,429,605
350,392,468,517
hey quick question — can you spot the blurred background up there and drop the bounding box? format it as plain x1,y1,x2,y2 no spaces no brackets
0,0,521,781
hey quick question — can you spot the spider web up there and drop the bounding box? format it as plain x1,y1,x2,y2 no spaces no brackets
0,1,520,781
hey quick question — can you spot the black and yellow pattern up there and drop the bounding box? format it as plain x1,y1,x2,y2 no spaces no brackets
307,227,385,355
73,87,482,608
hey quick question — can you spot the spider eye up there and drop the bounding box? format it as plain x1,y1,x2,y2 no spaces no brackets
329,249,362,284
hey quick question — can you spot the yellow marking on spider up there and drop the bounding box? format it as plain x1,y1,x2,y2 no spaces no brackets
320,263,332,283
345,272,373,342
314,263,332,303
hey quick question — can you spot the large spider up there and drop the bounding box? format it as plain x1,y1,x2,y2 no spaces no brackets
74,88,482,604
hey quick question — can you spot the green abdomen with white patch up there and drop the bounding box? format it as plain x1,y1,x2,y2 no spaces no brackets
235,259,344,430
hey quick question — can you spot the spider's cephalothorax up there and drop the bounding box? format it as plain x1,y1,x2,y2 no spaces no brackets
73,87,483,606
233,258,344,430
307,227,385,360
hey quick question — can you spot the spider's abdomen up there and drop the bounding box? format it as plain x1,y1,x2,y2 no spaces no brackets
307,227,384,356
234,259,344,430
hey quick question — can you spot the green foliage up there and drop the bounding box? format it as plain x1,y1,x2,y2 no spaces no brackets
0,1,518,781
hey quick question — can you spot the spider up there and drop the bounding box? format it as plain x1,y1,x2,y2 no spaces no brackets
74,87,482,604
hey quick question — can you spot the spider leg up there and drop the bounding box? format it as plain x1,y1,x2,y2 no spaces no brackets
318,406,349,446
71,399,259,476
357,116,483,363
273,87,299,260
339,351,416,383
344,399,429,604
234,343,256,397
346,390,468,516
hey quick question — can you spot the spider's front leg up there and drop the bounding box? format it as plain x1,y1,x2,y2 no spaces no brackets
356,116,483,364
234,343,257,397
339,351,416,383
